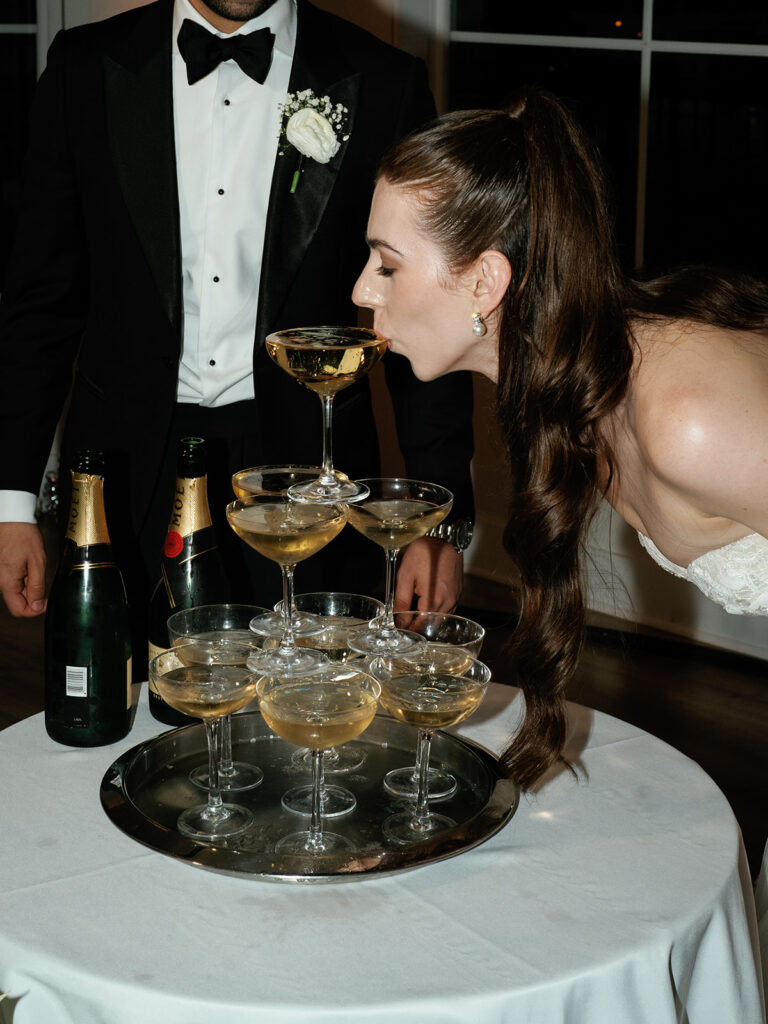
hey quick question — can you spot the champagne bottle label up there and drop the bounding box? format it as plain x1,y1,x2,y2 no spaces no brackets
166,476,213,538
65,658,132,707
66,471,111,548
126,655,133,710
65,665,88,697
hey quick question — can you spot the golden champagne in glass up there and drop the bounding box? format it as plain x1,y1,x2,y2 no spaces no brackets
226,495,347,676
265,327,387,504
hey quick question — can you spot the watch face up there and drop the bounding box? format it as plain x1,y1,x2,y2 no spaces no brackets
457,519,473,551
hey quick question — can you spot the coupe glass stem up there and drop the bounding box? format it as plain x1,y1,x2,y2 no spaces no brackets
278,563,299,654
204,717,223,815
219,714,234,776
379,546,399,635
413,729,433,830
308,749,324,851
318,394,336,485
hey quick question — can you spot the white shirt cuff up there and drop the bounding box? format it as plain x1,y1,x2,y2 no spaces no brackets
0,491,39,524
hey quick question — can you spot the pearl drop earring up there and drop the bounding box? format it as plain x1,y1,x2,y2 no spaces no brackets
472,312,487,337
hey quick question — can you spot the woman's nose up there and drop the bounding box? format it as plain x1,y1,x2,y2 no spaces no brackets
352,267,381,310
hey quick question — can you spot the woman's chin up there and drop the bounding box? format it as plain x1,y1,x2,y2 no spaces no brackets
411,363,439,382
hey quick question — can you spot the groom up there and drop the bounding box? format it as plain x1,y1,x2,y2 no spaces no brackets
0,0,474,627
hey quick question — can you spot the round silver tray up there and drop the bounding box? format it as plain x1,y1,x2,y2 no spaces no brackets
100,711,519,883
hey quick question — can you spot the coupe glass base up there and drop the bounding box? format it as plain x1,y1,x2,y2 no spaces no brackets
281,783,357,818
246,646,328,676
346,624,425,657
275,830,353,855
382,809,456,846
287,475,369,505
291,745,366,774
189,761,264,793
383,765,457,801
249,609,325,639
177,802,253,842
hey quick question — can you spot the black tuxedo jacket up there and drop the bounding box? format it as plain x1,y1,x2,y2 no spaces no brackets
0,0,473,546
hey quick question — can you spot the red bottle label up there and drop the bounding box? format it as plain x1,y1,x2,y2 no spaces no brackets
164,531,184,558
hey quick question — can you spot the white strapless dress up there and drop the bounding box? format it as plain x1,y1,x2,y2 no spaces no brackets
638,529,768,996
637,531,768,615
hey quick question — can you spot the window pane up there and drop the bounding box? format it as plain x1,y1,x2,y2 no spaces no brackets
449,43,641,265
645,53,768,278
453,1,643,40
0,2,37,24
0,33,36,289
653,0,768,45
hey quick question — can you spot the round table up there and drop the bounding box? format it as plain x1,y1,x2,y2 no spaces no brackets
0,684,763,1024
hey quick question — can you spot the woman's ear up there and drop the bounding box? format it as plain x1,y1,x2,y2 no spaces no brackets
468,250,512,317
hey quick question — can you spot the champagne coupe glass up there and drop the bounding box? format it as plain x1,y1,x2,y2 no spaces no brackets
226,494,347,675
264,326,387,504
383,611,486,800
274,592,385,785
149,640,259,842
230,464,327,639
345,479,453,656
256,666,380,854
167,603,269,793
369,654,491,844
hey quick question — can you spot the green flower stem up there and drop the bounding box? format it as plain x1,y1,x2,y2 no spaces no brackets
290,160,303,194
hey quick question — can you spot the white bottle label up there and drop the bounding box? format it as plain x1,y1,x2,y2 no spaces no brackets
65,665,88,697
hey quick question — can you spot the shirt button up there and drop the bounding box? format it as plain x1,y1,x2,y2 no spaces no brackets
217,188,225,195
209,359,216,366
213,276,220,283
224,98,230,106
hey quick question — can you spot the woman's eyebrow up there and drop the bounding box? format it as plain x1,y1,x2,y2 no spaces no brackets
365,235,405,257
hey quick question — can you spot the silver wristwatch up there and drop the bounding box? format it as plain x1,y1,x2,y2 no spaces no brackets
427,517,474,552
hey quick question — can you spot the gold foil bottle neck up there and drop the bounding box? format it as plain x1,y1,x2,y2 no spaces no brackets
66,472,111,547
166,476,213,539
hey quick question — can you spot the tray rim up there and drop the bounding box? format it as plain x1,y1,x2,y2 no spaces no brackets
100,711,519,883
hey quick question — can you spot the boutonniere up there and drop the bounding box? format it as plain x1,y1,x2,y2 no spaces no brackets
278,89,350,194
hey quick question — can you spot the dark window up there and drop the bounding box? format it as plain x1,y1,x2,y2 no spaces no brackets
454,1,643,40
2,2,37,23
653,0,768,45
449,42,641,267
645,53,768,278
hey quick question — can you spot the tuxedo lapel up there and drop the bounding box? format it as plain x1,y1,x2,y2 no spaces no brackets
104,0,181,337
255,1,361,348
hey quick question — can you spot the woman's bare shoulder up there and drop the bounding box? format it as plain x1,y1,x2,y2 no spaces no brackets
629,319,768,500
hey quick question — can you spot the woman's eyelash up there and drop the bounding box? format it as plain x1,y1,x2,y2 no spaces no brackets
376,266,395,277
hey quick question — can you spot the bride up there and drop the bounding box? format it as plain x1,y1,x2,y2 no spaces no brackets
352,88,768,793
352,85,768,980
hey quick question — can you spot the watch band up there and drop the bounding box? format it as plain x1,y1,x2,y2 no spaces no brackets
426,517,474,552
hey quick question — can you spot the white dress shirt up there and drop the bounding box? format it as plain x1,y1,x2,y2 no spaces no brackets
173,0,295,407
0,0,296,523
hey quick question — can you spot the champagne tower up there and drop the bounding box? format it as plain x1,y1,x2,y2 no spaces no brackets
44,450,133,746
147,437,230,725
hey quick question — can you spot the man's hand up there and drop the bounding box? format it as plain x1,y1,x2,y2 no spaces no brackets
394,536,463,613
0,522,48,617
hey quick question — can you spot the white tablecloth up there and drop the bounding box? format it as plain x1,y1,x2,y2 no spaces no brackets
0,685,764,1024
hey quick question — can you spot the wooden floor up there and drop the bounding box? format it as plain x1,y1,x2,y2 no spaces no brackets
1,521,765,876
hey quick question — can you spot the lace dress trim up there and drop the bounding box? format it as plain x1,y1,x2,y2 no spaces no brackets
637,532,768,616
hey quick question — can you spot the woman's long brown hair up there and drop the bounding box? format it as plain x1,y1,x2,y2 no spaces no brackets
378,90,768,790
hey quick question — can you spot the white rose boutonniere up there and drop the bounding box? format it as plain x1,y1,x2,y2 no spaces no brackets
278,89,350,193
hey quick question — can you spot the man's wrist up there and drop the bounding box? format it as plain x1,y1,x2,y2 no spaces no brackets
426,516,474,552
0,490,39,524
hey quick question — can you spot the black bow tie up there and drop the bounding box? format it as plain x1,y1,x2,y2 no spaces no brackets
177,19,275,86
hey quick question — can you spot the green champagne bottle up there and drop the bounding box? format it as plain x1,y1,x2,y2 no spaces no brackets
44,450,133,746
147,437,230,726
